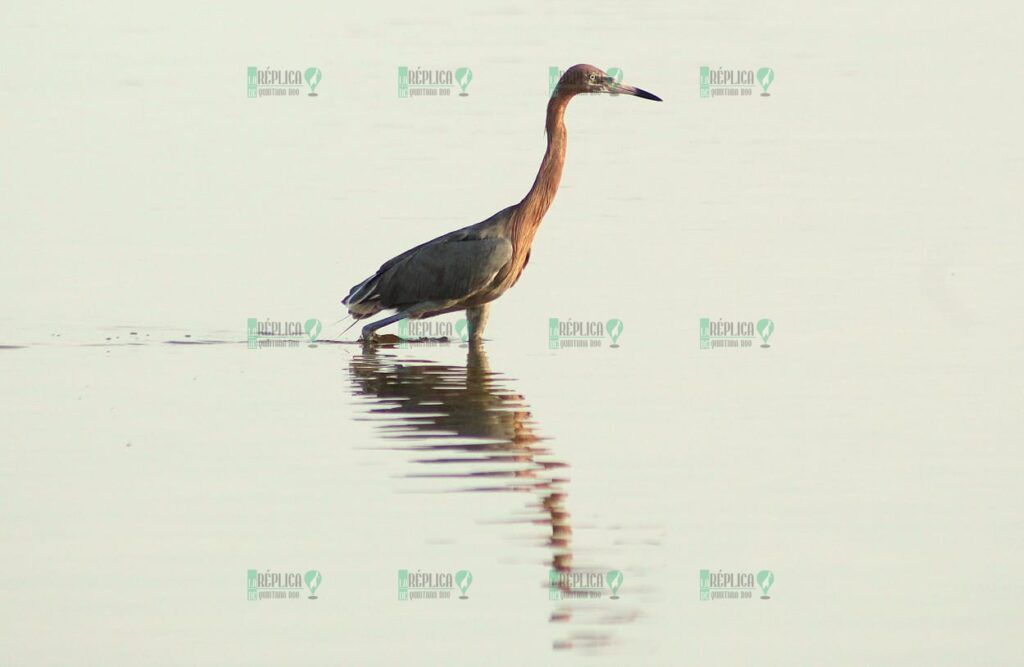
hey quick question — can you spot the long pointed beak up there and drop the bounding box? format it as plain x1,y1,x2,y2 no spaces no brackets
618,83,662,101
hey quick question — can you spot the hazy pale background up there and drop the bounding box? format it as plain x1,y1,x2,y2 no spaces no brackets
2,0,1023,665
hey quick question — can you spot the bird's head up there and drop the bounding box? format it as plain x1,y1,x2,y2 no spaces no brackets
554,64,662,101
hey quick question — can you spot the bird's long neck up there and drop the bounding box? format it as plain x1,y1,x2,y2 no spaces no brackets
509,93,570,252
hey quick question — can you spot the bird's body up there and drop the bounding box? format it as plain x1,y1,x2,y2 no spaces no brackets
343,64,661,341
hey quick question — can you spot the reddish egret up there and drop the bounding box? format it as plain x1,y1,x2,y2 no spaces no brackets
343,64,661,341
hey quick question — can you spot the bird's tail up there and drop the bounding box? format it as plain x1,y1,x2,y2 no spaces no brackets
342,273,382,319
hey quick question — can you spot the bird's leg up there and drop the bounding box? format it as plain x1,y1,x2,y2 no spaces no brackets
360,312,408,340
466,304,490,342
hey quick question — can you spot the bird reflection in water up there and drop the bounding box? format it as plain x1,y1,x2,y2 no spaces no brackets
347,342,632,652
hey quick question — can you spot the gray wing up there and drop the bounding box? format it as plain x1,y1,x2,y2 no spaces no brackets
344,206,516,316
344,229,512,315
372,234,512,307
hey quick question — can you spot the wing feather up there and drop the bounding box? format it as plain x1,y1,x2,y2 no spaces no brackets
374,236,512,307
343,206,516,316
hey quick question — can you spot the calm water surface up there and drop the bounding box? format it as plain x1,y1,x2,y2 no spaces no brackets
348,344,647,653
2,0,1022,663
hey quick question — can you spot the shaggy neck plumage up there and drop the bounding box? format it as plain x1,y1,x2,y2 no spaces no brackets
509,92,571,253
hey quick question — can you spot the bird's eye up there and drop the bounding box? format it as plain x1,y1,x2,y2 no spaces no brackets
589,73,596,82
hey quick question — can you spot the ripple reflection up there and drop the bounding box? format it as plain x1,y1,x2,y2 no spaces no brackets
347,343,633,653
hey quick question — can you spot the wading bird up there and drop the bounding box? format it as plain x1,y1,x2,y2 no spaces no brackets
342,64,661,342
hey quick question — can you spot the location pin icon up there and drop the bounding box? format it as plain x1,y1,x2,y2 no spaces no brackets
607,67,624,95
756,318,774,348
756,67,774,96
454,319,469,343
455,570,473,599
607,570,624,599
455,68,472,96
304,68,322,96
606,319,624,348
304,570,322,599
305,318,322,344
756,570,774,599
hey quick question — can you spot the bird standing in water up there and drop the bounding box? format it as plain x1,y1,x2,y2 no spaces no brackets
343,64,661,342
